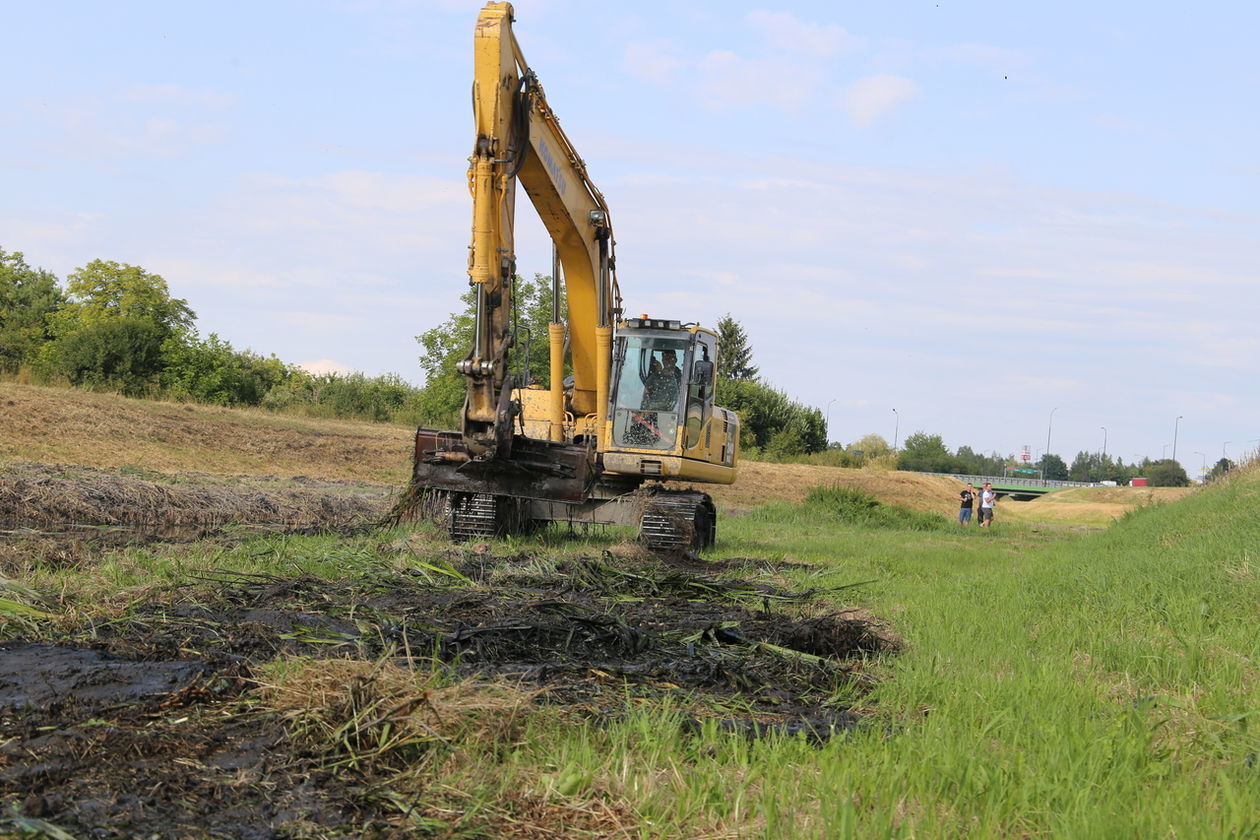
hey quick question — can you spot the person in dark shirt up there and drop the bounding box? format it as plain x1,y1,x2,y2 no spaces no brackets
642,349,682,411
958,483,975,525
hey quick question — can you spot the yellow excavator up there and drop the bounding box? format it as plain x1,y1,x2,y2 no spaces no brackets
411,2,739,548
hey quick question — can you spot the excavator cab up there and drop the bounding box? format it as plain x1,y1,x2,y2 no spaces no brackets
612,335,689,449
603,318,738,485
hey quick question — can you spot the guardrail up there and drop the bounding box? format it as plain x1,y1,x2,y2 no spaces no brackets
930,473,1097,489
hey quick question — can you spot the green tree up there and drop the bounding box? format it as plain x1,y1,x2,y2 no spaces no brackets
715,378,825,456
1206,457,1234,482
954,445,1008,476
161,333,295,406
1069,450,1110,482
1146,459,1189,487
715,313,758,381
51,260,194,338
1040,453,1069,480
415,274,565,427
896,432,958,473
41,260,195,392
0,248,63,371
849,433,892,460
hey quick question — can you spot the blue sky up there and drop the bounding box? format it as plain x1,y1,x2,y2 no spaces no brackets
4,1,1258,474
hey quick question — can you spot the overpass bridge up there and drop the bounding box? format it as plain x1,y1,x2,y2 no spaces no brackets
931,473,1097,501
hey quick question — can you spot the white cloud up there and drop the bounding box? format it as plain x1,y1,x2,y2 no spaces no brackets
121,84,236,108
745,10,859,58
622,40,685,84
25,83,235,160
297,358,357,376
278,311,367,331
840,74,920,127
696,50,821,111
935,43,1030,72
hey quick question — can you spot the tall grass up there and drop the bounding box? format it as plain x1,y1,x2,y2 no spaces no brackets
498,468,1260,837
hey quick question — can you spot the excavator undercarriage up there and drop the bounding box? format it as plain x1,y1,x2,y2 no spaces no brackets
413,429,717,548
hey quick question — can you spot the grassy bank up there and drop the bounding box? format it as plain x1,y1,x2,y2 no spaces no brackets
491,472,1258,837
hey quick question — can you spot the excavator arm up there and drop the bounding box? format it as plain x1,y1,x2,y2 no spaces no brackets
462,2,619,456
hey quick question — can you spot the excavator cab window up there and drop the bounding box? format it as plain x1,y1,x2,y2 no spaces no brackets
611,334,689,450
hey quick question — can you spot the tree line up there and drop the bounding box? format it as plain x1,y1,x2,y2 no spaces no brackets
2,251,829,452
887,432,1195,487
0,248,426,421
5,247,1217,484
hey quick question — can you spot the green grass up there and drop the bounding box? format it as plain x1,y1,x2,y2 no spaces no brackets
12,471,1260,837
482,470,1259,837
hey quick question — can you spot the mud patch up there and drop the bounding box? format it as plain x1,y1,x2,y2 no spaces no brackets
0,642,208,715
1,552,893,837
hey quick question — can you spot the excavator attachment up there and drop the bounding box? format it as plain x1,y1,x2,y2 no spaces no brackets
412,428,595,504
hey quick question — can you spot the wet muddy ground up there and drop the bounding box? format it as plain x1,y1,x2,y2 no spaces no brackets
0,471,893,837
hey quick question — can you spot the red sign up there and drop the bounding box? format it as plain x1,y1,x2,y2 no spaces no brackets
1021,452,1031,461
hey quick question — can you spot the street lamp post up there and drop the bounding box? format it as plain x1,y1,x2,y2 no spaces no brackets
892,408,899,452
1100,426,1107,461
1045,407,1058,462
825,398,837,447
1172,415,1183,464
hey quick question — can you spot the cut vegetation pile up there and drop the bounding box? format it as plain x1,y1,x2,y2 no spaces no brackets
0,462,394,545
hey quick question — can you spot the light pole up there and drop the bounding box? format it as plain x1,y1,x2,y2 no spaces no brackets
1100,426,1107,461
1172,415,1183,464
1045,407,1058,462
825,398,837,447
892,408,899,452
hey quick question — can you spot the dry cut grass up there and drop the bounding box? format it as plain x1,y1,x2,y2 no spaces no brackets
259,659,645,838
1001,485,1193,526
1,382,1186,526
697,461,965,516
0,382,413,483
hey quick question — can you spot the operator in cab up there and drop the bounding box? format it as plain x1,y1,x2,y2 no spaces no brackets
642,348,682,411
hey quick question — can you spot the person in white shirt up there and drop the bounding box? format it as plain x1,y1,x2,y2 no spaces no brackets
979,483,996,528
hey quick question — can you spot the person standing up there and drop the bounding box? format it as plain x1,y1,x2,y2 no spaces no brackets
979,482,996,527
958,484,975,525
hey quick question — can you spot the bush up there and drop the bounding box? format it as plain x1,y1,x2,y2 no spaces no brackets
161,333,296,406
716,378,825,456
43,317,166,395
804,484,948,531
1145,459,1190,487
262,371,431,424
